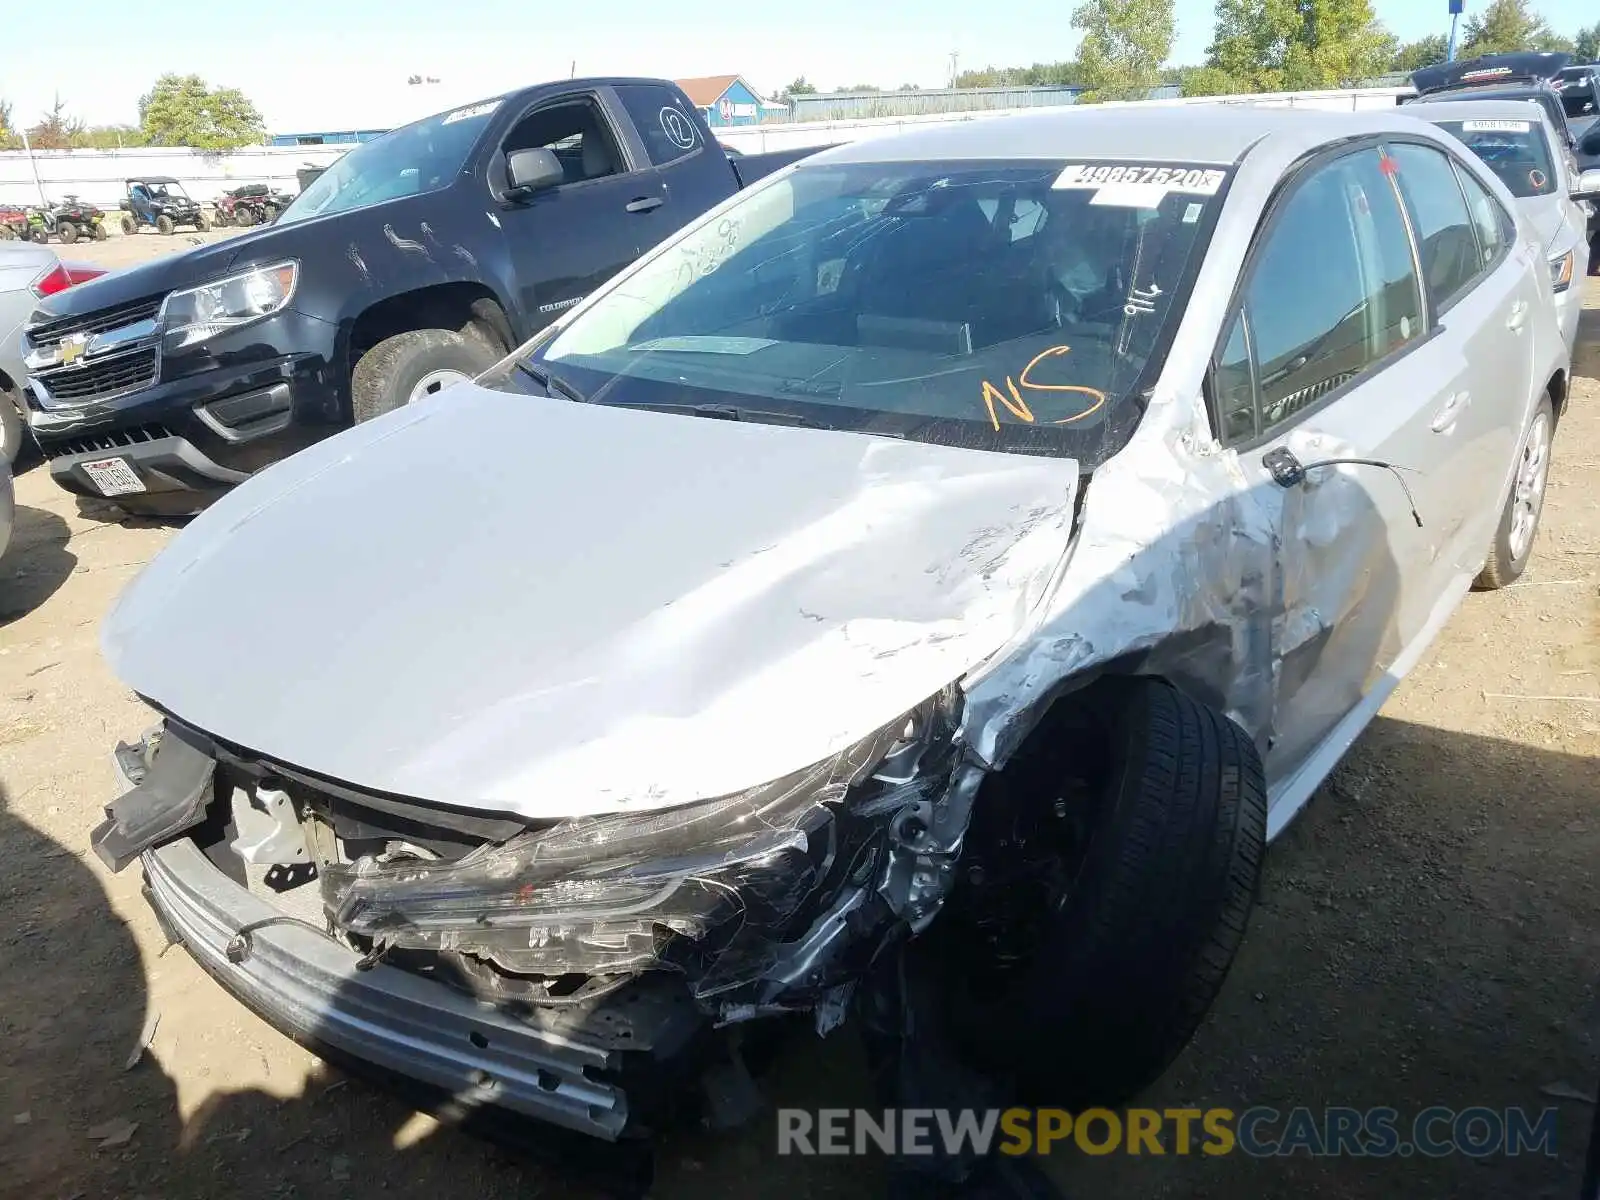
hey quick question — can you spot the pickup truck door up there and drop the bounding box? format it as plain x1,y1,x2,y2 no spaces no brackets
610,81,741,245
490,89,666,336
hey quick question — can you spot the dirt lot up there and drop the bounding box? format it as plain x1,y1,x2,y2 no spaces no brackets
1,237,1599,1200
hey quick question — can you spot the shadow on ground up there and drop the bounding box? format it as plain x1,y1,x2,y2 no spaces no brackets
3,718,1596,1199
0,506,77,624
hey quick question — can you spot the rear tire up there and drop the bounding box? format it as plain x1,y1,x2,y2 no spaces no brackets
156,215,174,235
120,214,135,235
233,208,255,229
939,677,1266,1108
57,222,78,245
196,213,211,232
1475,396,1554,590
350,329,498,424
92,221,107,241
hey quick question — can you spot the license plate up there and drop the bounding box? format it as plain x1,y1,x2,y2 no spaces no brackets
81,457,146,497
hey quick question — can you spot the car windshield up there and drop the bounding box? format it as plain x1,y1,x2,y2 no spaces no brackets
508,158,1229,464
1435,119,1558,197
276,98,503,226
1558,72,1596,118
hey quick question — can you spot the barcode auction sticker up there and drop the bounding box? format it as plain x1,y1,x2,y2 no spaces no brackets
1053,164,1227,197
1461,120,1531,132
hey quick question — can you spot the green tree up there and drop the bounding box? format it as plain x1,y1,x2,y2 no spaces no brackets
781,76,817,97
1391,33,1449,72
1460,0,1567,56
954,61,1080,88
26,95,83,150
1572,20,1600,61
838,83,881,93
1072,0,1176,102
138,74,264,148
76,125,147,149
1180,65,1247,96
1206,0,1396,93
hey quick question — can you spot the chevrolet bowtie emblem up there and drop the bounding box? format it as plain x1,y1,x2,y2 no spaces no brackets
58,333,89,367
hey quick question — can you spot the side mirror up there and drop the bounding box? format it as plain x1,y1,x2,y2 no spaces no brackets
1574,168,1600,200
1582,128,1600,157
506,148,564,195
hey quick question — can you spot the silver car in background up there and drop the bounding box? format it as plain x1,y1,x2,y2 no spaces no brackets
1405,97,1600,358
0,242,106,465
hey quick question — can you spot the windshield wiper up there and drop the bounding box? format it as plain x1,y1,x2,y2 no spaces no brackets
628,401,818,427
514,359,587,404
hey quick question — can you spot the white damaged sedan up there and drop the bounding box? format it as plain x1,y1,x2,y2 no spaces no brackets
90,104,1571,1143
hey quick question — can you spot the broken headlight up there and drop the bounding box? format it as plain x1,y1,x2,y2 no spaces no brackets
324,689,962,985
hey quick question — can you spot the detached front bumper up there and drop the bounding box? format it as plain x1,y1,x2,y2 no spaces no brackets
140,834,701,1140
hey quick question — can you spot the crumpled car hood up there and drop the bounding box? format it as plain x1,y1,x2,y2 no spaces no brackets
104,386,1079,819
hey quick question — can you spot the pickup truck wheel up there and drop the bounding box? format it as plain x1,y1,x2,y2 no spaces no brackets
352,329,498,423
936,677,1266,1108
156,215,174,235
1474,396,1553,590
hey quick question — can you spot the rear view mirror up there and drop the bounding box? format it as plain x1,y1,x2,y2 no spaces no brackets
506,148,564,195
1574,168,1600,200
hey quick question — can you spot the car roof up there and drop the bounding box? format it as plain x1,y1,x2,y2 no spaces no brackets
809,104,1449,167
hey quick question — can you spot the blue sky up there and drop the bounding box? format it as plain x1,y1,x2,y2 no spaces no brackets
5,0,1595,133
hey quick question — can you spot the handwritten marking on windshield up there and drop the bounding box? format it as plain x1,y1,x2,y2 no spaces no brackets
981,346,1108,431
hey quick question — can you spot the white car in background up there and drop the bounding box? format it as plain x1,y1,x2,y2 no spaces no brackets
0,242,106,464
1404,97,1600,359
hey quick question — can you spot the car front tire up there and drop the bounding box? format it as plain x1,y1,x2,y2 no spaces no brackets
1,389,25,466
1475,395,1554,590
351,329,499,424
937,677,1267,1108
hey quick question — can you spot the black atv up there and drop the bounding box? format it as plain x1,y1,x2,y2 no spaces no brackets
119,176,210,235
44,195,108,244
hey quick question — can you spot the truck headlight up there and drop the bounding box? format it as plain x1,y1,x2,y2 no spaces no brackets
323,691,962,987
1550,249,1575,294
159,260,297,351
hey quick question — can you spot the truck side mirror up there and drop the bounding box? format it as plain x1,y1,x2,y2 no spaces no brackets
1574,168,1600,200
506,148,564,196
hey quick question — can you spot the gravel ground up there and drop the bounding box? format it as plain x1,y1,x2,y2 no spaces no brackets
0,240,1597,1200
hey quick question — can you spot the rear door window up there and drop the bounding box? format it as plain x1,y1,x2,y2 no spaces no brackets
1385,142,1483,314
1453,163,1513,270
615,83,706,166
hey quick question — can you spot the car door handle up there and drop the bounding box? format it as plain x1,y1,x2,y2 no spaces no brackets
1431,390,1471,433
625,196,664,213
1506,300,1528,332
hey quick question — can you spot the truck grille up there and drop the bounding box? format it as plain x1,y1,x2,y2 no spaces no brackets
42,420,174,460
28,296,164,344
40,349,158,404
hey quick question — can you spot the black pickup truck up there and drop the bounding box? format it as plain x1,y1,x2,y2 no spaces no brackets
21,78,818,514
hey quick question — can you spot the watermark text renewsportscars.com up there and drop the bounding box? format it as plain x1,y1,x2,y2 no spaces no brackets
777,1106,1560,1159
